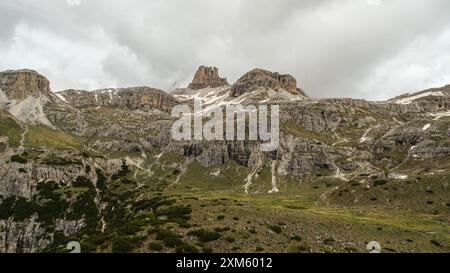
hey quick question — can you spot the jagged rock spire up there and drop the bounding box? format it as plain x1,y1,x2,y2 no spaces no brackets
188,66,229,90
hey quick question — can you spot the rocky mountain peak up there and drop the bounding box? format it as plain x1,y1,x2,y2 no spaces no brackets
0,69,51,101
231,68,299,97
188,66,229,90
1,68,450,254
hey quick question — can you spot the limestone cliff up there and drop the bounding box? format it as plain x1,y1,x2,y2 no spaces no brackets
231,68,299,97
56,87,179,112
188,66,228,90
0,70,51,101
0,68,449,253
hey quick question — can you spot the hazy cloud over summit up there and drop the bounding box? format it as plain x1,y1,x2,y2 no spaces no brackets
1,0,450,100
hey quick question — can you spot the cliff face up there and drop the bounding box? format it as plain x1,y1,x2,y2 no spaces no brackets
188,66,229,90
231,68,299,97
56,87,179,112
0,68,449,253
0,70,51,101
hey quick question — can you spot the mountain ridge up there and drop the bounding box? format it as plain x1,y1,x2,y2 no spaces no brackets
0,67,449,253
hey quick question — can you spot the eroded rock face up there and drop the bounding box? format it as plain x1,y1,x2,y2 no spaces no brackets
231,68,298,97
188,66,228,90
0,146,126,253
0,70,51,100
1,68,450,253
57,87,179,112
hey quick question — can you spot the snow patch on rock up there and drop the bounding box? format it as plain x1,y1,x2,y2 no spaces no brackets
360,127,374,143
55,92,68,103
389,173,408,180
395,91,444,105
430,111,450,121
268,161,280,194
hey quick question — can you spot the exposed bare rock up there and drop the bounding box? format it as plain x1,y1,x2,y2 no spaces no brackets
0,70,51,101
188,66,228,90
0,72,55,127
1,68,450,253
390,84,450,103
231,68,299,97
56,87,179,112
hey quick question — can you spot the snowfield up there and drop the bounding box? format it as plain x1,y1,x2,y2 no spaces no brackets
430,110,450,120
55,92,68,103
423,123,431,131
395,91,444,105
174,85,305,113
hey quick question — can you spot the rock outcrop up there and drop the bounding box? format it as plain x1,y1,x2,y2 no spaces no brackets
1,68,450,253
231,68,299,97
0,70,51,100
0,70,56,127
188,66,228,90
0,137,7,153
57,87,179,112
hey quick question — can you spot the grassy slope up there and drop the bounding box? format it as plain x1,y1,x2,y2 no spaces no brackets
125,153,450,253
24,125,84,149
2,107,448,253
163,185,449,253
0,113,23,147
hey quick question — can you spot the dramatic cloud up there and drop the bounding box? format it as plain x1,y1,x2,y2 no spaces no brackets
1,0,450,100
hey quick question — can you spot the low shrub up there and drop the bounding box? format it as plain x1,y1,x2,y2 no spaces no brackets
12,197,39,221
431,240,442,247
175,242,198,253
112,237,135,253
225,236,236,243
156,205,192,222
373,179,388,187
111,161,131,180
188,229,221,242
202,246,213,253
42,154,80,166
323,238,335,245
268,225,282,234
95,169,108,191
155,229,182,248
148,242,163,251
10,155,27,164
287,243,311,253
0,197,16,219
214,227,230,232
72,176,94,189
178,222,192,229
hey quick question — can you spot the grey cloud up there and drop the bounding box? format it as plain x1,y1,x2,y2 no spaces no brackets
0,0,450,100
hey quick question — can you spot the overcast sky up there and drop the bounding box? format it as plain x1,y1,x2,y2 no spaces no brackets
1,0,450,100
